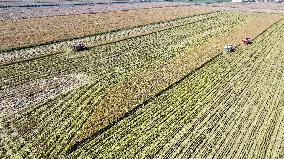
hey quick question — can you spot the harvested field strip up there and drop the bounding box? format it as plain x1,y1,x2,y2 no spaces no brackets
74,13,283,146
68,18,284,158
0,12,258,157
0,6,212,50
0,11,220,65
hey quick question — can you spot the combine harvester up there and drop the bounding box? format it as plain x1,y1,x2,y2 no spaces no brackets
224,44,236,53
224,37,251,53
242,37,252,45
73,41,87,51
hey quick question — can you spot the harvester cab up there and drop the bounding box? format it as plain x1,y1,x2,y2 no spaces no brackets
242,37,251,45
224,44,235,53
73,41,87,51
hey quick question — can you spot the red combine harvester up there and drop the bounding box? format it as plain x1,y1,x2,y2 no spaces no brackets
242,37,251,45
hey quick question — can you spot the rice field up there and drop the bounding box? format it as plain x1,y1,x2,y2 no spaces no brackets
0,5,284,159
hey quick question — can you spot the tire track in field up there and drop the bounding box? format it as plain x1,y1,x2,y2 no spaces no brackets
62,11,251,153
